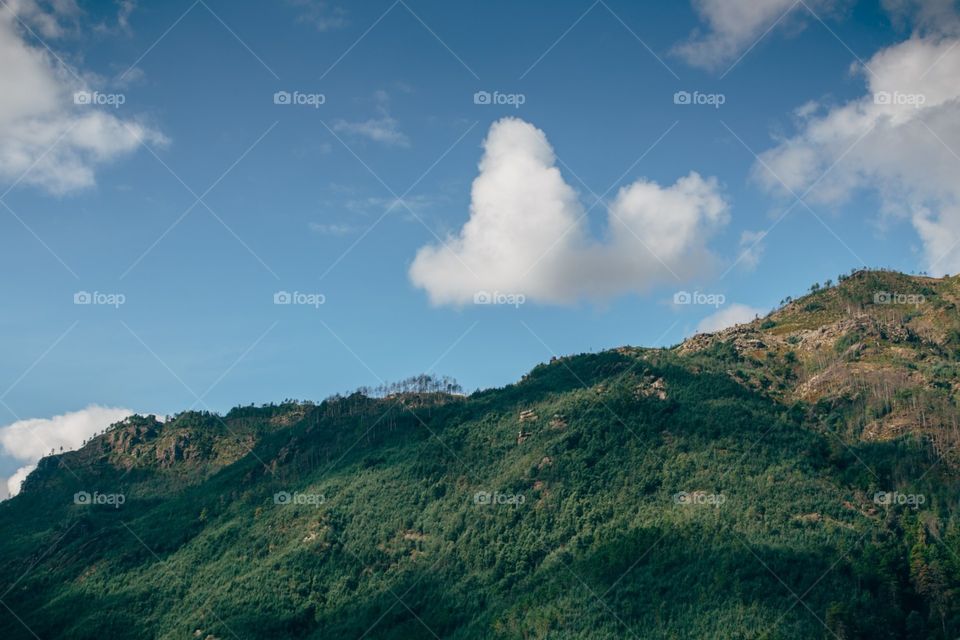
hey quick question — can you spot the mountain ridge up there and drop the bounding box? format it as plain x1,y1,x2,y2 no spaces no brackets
1,269,959,639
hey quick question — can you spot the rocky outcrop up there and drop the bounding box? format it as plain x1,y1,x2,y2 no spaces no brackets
106,421,159,457
157,433,194,467
635,374,667,400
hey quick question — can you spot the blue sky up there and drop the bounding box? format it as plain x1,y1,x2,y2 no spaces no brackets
2,0,959,495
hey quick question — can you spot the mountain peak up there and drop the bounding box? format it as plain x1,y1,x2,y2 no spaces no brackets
677,269,960,450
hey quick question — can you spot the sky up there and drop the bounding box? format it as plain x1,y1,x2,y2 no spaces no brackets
2,0,960,496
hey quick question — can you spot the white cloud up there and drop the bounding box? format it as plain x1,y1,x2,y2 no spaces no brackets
755,25,960,273
286,0,347,31
0,405,133,498
696,303,765,333
116,0,136,32
674,0,845,70
333,116,408,146
737,229,767,269
309,221,356,235
0,1,166,194
4,464,35,499
333,90,408,147
93,0,137,36
6,0,81,39
408,117,730,306
344,194,442,219
882,0,960,33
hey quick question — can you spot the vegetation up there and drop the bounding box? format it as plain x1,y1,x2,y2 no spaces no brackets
353,373,464,398
1,270,959,638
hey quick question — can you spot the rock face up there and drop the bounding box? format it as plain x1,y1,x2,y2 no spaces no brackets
635,374,667,400
106,420,160,457
517,409,538,443
679,324,776,357
157,433,193,467
519,409,538,423
673,270,960,459
98,418,209,470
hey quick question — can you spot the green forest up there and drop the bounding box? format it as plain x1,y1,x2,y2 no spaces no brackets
1,270,959,639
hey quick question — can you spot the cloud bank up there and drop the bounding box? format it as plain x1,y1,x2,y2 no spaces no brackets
409,118,729,306
0,0,165,194
1,405,133,498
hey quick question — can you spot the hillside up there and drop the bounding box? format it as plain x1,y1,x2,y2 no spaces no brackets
1,270,959,639
683,270,960,454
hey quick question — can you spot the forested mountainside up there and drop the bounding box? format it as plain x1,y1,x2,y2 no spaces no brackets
2,270,959,639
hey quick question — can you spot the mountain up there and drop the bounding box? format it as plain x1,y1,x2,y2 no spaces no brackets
1,270,959,639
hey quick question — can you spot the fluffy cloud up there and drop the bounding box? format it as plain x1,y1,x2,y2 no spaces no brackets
696,303,765,333
409,118,730,305
3,464,35,499
755,22,960,273
1,405,133,498
0,0,165,194
675,0,845,70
